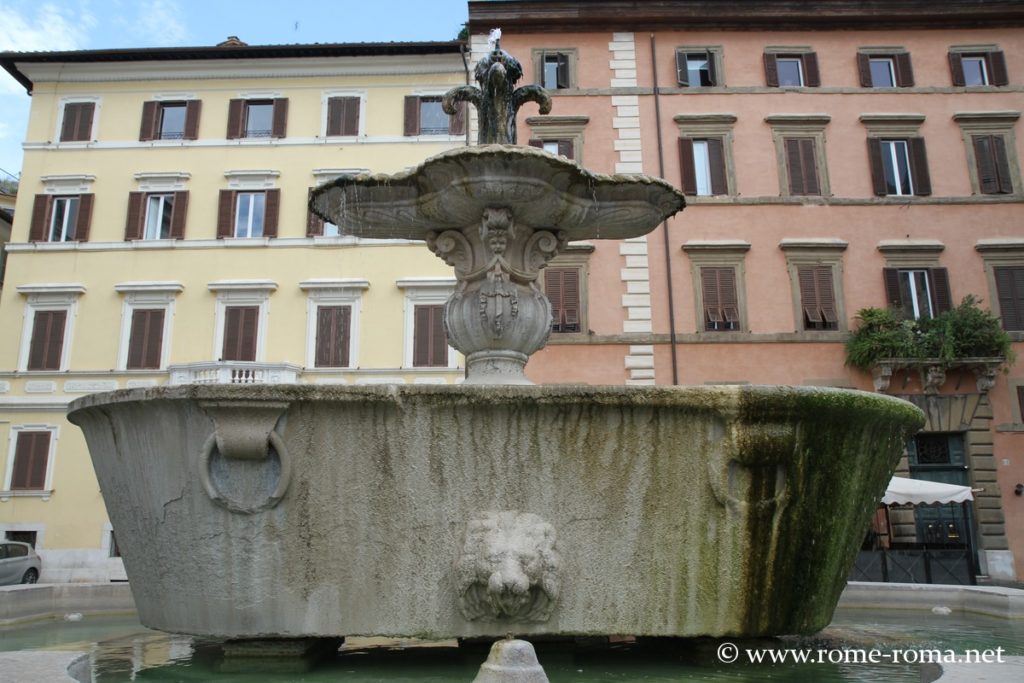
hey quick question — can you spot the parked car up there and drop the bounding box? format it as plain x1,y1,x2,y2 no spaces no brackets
0,541,42,585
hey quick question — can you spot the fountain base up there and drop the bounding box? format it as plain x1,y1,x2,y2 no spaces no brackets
473,639,549,683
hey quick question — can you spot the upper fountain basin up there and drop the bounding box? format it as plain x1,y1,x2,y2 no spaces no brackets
309,144,686,239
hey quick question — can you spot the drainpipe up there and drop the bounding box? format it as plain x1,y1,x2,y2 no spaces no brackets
460,40,472,147
650,34,680,385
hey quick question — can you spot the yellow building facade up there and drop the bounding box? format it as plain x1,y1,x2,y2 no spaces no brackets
0,41,468,581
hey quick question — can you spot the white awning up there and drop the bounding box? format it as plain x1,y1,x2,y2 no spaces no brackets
881,476,974,506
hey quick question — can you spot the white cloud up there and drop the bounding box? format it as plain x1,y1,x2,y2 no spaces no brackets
116,0,188,47
0,2,95,53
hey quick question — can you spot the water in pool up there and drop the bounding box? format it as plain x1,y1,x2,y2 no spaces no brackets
3,609,1022,681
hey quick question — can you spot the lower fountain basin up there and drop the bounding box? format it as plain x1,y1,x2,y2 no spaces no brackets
68,384,923,640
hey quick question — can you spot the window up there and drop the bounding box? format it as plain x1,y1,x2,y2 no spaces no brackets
529,138,574,159
59,101,95,142
6,531,37,548
679,138,727,196
115,281,180,371
9,431,51,491
124,191,188,240
971,135,1014,195
700,267,740,331
525,115,589,165
868,138,931,197
217,190,280,239
399,278,456,369
542,53,570,89
314,306,352,368
126,309,166,370
949,48,1008,87
208,280,275,363
403,95,465,136
27,310,66,371
782,240,847,333
797,266,838,330
222,306,259,362
28,194,94,243
857,52,914,88
883,267,952,319
139,100,200,141
767,115,831,198
307,188,341,237
783,137,822,196
326,96,360,137
413,304,447,367
994,266,1024,331
675,114,737,198
544,267,581,333
675,48,721,87
226,98,288,139
764,51,820,87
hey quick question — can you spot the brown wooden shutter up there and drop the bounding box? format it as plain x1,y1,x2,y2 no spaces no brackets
28,310,67,371
127,308,165,369
883,268,903,309
803,52,821,86
61,102,94,142
786,138,820,196
29,194,50,242
528,139,543,149
545,268,580,332
125,192,146,240
676,51,689,86
949,52,966,86
183,100,201,139
77,103,94,141
75,194,93,241
856,53,872,87
992,136,1013,194
707,137,727,195
413,305,446,367
307,187,324,236
798,265,837,329
867,138,887,196
226,99,244,139
169,191,188,239
557,139,574,159
217,190,235,238
271,98,288,138
449,101,466,135
12,432,50,490
315,305,351,367
404,96,419,136
706,53,718,86
343,97,360,136
327,97,343,136
678,138,697,195
701,267,737,330
764,53,779,87
60,104,80,141
989,50,1009,86
262,189,280,238
894,53,914,87
139,101,158,141
928,268,952,314
974,135,1000,194
908,137,931,196
994,266,1024,331
222,306,259,361
556,53,570,88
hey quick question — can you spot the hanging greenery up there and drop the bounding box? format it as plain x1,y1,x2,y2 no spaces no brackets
845,295,1015,371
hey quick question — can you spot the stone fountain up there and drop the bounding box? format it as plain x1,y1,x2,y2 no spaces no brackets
68,35,925,681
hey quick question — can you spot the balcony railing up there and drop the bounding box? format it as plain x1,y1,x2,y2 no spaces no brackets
167,361,302,386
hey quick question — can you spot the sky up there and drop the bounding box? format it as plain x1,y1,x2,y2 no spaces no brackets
0,0,471,182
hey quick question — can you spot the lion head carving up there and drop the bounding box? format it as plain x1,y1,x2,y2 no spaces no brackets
456,511,560,623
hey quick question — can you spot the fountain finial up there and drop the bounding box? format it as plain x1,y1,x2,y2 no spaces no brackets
443,29,552,144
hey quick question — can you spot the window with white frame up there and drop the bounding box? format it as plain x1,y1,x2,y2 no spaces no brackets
57,99,98,142
208,281,277,363
397,278,457,369
144,194,174,240
114,282,182,371
48,197,80,242
234,192,266,238
300,279,367,369
16,284,85,372
3,426,59,495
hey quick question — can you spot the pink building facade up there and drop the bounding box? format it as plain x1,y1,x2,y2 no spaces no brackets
468,0,1024,582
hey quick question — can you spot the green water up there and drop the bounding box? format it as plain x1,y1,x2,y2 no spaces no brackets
2,610,1022,682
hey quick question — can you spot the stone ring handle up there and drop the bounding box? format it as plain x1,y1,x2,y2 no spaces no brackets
197,401,292,514
198,430,292,514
